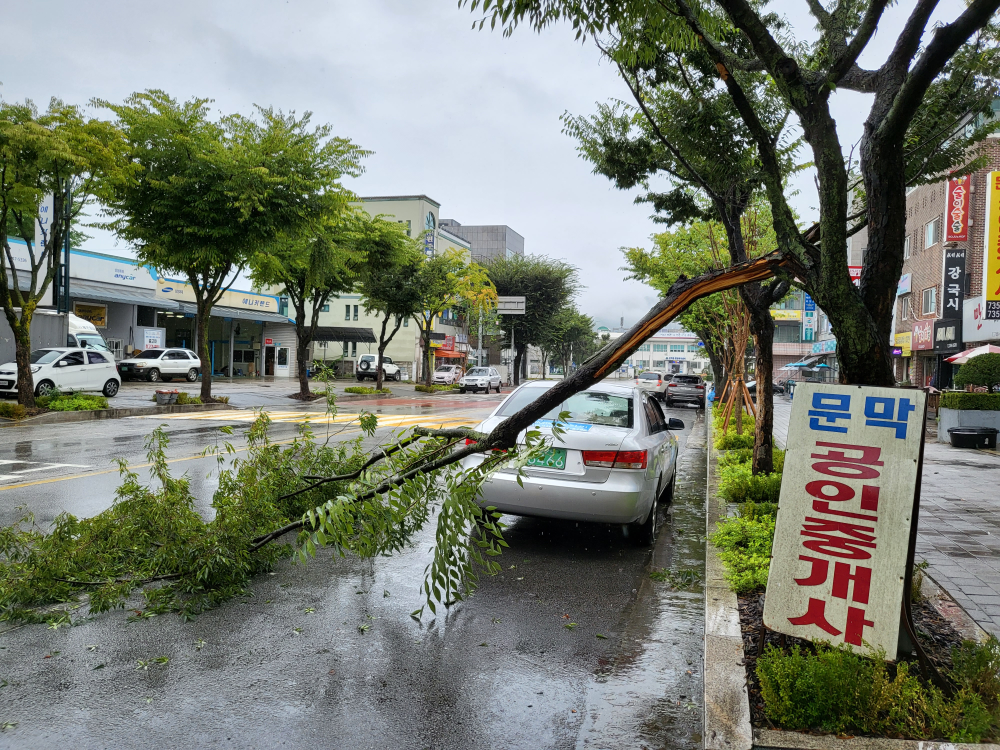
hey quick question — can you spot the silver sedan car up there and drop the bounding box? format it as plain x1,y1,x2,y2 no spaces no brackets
461,380,683,544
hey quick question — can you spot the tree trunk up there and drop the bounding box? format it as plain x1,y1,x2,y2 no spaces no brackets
293,302,312,398
749,314,775,474
421,318,433,386
196,301,213,402
696,328,725,389
376,314,390,391
513,343,526,386
11,311,35,407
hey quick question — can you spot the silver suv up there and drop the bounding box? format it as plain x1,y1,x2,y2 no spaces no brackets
356,354,401,382
664,374,706,408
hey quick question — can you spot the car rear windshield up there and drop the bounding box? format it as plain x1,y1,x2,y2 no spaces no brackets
136,350,165,359
496,386,633,429
30,350,63,365
639,372,662,380
672,376,702,385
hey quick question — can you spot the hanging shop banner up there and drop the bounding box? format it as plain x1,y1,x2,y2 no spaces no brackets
985,171,1000,320
763,382,926,656
770,309,802,321
942,247,967,321
896,273,912,296
893,332,911,357
946,176,970,242
73,302,108,328
933,320,963,354
911,320,934,351
849,266,862,287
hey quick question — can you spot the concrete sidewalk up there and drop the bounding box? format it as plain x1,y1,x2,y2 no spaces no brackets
773,400,1000,635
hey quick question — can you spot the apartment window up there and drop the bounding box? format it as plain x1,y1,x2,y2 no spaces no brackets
687,344,700,352
774,324,801,343
638,344,651,352
344,305,351,321
320,304,329,313
903,235,910,260
921,287,937,316
652,343,668,352
353,305,359,321
901,295,911,320
343,342,349,356
925,217,940,248
669,344,685,352
352,342,357,357
652,360,665,369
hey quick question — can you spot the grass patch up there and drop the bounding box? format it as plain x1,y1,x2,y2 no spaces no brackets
711,510,775,594
718,447,785,473
414,384,459,393
343,386,392,395
0,402,27,421
757,638,1000,741
36,393,108,411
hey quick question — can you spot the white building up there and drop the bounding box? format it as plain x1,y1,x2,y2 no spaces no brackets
600,324,710,376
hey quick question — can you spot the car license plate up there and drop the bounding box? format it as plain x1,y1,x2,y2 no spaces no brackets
527,447,566,470
0,380,11,389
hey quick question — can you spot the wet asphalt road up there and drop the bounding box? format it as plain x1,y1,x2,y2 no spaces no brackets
0,394,706,749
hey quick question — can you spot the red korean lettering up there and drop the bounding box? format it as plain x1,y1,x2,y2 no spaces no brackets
811,461,882,480
811,500,878,522
860,485,880,512
832,562,872,604
801,516,876,560
811,443,884,465
788,597,842,636
794,556,829,586
844,607,875,646
805,480,855,503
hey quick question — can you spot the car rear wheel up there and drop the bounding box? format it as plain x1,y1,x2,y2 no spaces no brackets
628,495,659,546
186,368,198,382
664,397,673,407
146,368,161,383
459,388,466,394
103,379,120,397
35,380,56,397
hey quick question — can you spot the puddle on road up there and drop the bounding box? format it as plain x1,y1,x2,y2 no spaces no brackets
577,414,706,750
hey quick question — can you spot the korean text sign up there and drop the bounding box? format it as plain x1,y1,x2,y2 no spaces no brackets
946,176,970,242
986,171,1000,320
763,383,925,656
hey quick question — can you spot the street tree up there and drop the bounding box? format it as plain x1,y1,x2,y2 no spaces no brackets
251,209,361,399
0,99,126,406
484,254,579,385
412,250,495,386
542,306,598,376
99,90,368,401
356,217,425,390
463,0,1000,389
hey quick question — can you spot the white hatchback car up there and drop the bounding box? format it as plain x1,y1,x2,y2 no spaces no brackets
0,347,121,397
117,348,201,382
432,365,463,385
460,380,683,544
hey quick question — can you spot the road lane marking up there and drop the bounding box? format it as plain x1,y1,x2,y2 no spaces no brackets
0,461,94,484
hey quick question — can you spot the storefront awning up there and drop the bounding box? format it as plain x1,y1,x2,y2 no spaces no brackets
176,302,291,324
312,326,377,343
435,350,465,359
70,279,181,309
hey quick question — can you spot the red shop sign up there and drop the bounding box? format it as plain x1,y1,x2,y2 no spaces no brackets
265,338,273,346
946,175,970,242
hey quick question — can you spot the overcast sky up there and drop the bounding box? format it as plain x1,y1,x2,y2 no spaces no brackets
2,0,959,329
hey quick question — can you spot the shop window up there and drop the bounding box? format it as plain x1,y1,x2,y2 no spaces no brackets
924,218,940,248
652,360,665,368
136,306,157,327
922,287,936,316
774,324,801,343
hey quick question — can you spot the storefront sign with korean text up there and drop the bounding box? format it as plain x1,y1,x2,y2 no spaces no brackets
893,332,911,357
947,176,970,242
911,320,933,351
943,247,966,321
934,320,962,354
73,303,108,328
986,171,1000,320
763,383,926,656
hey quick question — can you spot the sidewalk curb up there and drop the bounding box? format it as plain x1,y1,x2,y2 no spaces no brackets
704,404,754,750
0,402,235,427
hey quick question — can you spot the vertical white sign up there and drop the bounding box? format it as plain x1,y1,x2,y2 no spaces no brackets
763,382,925,655
33,193,55,257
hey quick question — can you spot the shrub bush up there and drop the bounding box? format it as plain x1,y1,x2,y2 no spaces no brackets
344,386,391,395
0,402,28,420
717,447,785,473
414,384,457,393
36,393,108,412
710,513,775,593
176,392,202,405
955,353,1000,392
756,639,1000,741
940,392,1000,411
718,462,783,504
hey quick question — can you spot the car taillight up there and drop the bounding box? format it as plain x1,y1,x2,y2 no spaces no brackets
582,450,617,468
634,378,639,384
668,383,677,387
696,384,705,390
657,379,662,386
614,450,647,469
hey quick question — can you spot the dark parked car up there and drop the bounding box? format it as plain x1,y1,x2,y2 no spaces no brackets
746,380,784,396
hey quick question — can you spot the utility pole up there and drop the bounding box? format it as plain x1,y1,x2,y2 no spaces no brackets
477,307,484,367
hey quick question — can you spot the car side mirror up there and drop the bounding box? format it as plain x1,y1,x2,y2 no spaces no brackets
668,418,685,430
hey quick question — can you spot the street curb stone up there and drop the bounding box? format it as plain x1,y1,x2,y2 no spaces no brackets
704,403,754,750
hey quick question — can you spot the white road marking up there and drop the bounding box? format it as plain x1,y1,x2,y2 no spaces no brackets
0,461,92,483
138,410,483,430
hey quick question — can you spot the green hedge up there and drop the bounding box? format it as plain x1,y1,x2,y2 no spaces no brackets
36,394,108,411
718,447,785,473
941,392,1000,411
344,386,391,395
718,462,783,504
711,511,775,593
414,384,458,393
0,402,27,420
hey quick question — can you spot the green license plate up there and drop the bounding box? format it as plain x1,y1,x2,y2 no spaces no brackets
527,447,567,470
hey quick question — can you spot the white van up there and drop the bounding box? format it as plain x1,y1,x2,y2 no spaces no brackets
66,313,111,351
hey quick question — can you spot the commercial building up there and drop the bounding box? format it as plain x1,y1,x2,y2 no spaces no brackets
4,239,296,377
438,220,524,263
604,324,710,376
848,108,1000,387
